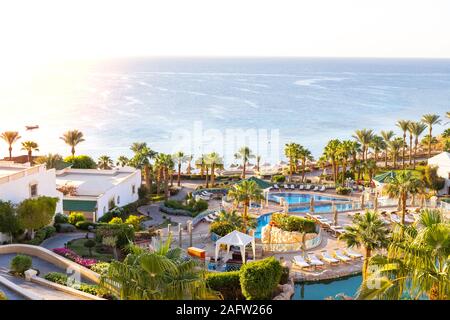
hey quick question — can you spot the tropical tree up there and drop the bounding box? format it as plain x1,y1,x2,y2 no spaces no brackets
21,141,39,164
98,155,113,169
100,237,219,300
369,135,385,164
380,130,395,168
358,209,449,300
215,209,256,232
323,139,341,183
339,210,390,280
129,142,157,191
195,154,207,178
299,147,313,183
64,155,97,169
34,153,63,169
255,155,261,172
60,130,85,156
1,131,21,160
353,129,374,162
364,159,377,181
172,151,187,187
227,180,264,231
0,201,20,243
421,114,441,158
116,156,129,167
387,138,403,169
154,153,174,199
234,146,255,179
185,154,193,175
409,122,427,169
284,143,301,182
336,140,353,184
206,152,223,187
16,196,58,239
383,171,422,224
396,120,411,169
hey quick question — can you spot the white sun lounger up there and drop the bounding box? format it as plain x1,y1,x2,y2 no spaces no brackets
299,185,304,190
390,214,401,224
321,251,340,264
204,217,214,223
273,184,280,190
334,249,352,262
283,184,289,189
319,186,326,192
307,254,325,266
290,184,295,190
313,186,319,191
344,249,363,259
293,256,311,269
305,185,311,190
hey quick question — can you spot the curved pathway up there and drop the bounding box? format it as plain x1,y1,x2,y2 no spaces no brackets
40,232,90,250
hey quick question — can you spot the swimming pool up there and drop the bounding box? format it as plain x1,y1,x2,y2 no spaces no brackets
254,203,354,238
292,275,362,300
269,192,350,205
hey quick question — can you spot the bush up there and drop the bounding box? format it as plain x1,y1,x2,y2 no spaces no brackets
10,255,32,275
279,266,290,285
109,217,123,225
271,213,316,233
75,221,97,230
55,223,77,233
271,175,286,183
163,199,209,216
64,155,97,169
68,212,86,225
124,215,144,231
95,224,135,249
239,257,283,300
192,199,208,213
24,225,56,245
336,186,352,195
210,221,235,237
90,262,110,276
97,199,146,223
54,213,69,224
206,271,243,300
45,272,99,296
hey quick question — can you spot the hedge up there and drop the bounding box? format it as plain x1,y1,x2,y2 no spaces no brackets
98,198,147,223
44,272,99,296
270,213,316,234
206,271,243,300
239,257,283,300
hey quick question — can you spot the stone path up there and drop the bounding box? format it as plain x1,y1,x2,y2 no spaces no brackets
40,232,90,250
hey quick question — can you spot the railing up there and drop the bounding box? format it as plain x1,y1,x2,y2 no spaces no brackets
0,164,46,185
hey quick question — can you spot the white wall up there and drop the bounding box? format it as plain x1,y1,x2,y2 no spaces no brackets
428,157,450,195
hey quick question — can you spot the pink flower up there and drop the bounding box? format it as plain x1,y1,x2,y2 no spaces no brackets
52,248,97,268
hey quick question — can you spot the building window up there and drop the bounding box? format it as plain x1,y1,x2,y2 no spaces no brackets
108,198,116,210
30,184,38,197
132,185,136,194
117,196,120,205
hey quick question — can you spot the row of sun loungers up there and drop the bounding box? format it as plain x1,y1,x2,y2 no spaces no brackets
305,213,350,236
293,248,363,269
272,184,326,192
202,211,220,223
197,190,214,200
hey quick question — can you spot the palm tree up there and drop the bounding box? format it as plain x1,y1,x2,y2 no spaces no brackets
409,122,427,169
284,143,301,182
1,131,21,160
369,135,385,164
155,153,174,199
358,209,450,300
172,151,187,187
421,114,441,158
383,170,422,225
323,139,341,183
21,141,39,164
387,138,403,169
60,130,85,156
339,210,390,281
336,140,353,184
380,130,395,168
206,152,223,187
116,156,129,167
215,209,256,231
299,147,313,183
100,238,219,300
255,155,261,172
396,120,411,169
227,180,264,231
364,159,377,182
98,155,113,169
34,153,63,169
234,146,255,179
195,154,207,178
129,142,157,191
353,129,374,162
185,155,193,175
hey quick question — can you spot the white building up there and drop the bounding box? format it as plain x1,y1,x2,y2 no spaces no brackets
55,167,141,221
428,151,450,195
0,161,63,242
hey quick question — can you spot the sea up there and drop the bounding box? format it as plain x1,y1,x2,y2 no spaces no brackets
0,57,449,165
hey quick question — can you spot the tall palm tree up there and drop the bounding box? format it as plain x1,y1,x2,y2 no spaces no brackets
369,135,385,164
336,140,353,184
100,238,219,300
323,139,341,183
129,142,157,191
358,209,450,300
116,156,129,167
185,154,193,175
195,154,207,178
21,141,39,164
387,138,403,169
234,146,255,179
60,130,85,156
172,151,187,187
255,155,261,172
299,147,313,183
98,155,113,169
383,170,422,225
1,131,21,160
409,122,427,169
380,130,395,168
155,153,174,199
421,114,441,158
340,210,390,281
34,153,63,169
206,152,223,187
396,120,411,169
227,180,264,231
352,129,374,162
284,143,301,182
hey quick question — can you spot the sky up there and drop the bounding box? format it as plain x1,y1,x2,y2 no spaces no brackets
0,0,450,69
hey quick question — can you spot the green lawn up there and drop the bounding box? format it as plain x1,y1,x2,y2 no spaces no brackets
67,238,114,262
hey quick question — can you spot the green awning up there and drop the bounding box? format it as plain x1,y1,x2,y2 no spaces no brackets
243,176,272,189
63,199,97,212
373,171,396,183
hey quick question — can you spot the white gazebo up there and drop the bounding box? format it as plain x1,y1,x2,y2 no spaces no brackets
214,230,256,264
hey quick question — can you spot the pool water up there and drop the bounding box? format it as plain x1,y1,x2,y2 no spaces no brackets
292,275,362,300
269,193,350,205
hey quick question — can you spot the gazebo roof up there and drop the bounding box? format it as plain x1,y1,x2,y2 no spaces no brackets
216,230,254,246
244,176,272,189
373,171,396,183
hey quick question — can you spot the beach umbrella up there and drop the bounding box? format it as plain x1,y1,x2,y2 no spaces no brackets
332,202,338,226
310,197,315,213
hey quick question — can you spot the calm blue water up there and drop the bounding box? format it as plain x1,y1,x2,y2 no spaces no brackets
269,192,350,204
293,275,362,300
2,57,448,161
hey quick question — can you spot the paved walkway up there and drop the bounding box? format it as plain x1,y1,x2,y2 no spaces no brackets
40,232,90,250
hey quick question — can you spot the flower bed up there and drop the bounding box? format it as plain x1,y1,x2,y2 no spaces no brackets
52,248,97,268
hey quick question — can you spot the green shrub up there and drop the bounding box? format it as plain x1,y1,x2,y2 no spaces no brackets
24,225,56,245
109,217,123,225
210,221,235,237
206,271,243,300
271,175,286,183
55,223,77,233
64,155,97,169
279,266,290,285
90,262,110,276
10,255,32,275
192,199,208,213
45,272,99,296
150,195,165,202
124,215,144,231
163,199,209,216
271,213,316,233
239,257,283,300
75,221,97,230
336,186,352,195
54,213,69,224
95,224,135,249
68,212,86,225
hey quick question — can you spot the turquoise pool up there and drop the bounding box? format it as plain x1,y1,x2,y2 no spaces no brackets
269,192,350,204
293,275,362,300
